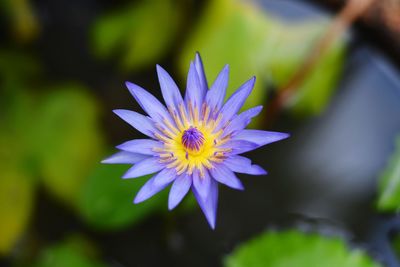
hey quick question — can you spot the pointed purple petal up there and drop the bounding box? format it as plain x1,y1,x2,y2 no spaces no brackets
218,77,255,127
193,179,219,229
219,140,258,155
209,164,244,190
134,175,169,204
222,106,263,137
156,65,183,109
125,81,171,123
206,65,229,112
194,52,208,92
248,164,268,175
101,151,148,164
168,174,192,210
224,156,267,175
185,61,205,110
122,157,164,179
116,139,163,155
234,130,290,147
113,109,157,138
224,155,251,168
153,168,177,187
192,170,211,200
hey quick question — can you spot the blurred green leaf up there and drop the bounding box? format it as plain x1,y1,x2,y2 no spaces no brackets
78,163,168,230
179,0,345,117
268,25,345,116
0,158,35,255
92,0,182,71
179,0,271,115
32,236,107,267
224,230,381,267
34,85,105,206
0,88,37,255
377,135,400,212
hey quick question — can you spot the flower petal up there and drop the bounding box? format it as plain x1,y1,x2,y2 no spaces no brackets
134,175,169,204
122,157,164,179
234,130,290,147
156,64,183,109
224,155,267,175
210,164,244,190
219,140,258,155
116,139,163,155
222,105,263,137
168,174,192,210
218,77,255,127
193,169,211,200
194,52,208,92
113,109,158,138
248,164,268,175
101,151,148,164
125,81,171,123
153,168,177,187
185,61,205,110
193,178,219,229
206,64,229,112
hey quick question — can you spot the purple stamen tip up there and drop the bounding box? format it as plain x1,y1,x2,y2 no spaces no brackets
182,126,205,151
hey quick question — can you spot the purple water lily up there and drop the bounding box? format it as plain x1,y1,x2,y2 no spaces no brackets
102,53,289,229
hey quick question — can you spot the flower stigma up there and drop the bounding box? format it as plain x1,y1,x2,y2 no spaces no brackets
182,126,205,152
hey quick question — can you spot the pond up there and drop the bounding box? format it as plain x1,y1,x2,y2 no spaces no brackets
1,0,400,267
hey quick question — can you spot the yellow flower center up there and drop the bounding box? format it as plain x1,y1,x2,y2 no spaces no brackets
154,103,231,177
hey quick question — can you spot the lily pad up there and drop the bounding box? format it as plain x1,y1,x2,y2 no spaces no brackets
34,86,105,206
32,236,107,267
0,90,37,255
225,230,381,267
0,159,35,255
78,163,168,230
92,0,182,71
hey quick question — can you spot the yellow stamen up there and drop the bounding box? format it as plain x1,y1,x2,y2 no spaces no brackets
163,118,180,135
171,109,185,132
179,104,190,128
203,105,210,125
154,103,233,176
154,133,171,143
167,160,180,169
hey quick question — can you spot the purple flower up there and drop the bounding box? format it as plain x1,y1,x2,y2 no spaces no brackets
102,53,289,229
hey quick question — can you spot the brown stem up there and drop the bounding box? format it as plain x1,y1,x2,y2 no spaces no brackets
265,0,376,125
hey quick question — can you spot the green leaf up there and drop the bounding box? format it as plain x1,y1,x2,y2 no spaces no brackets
179,0,271,115
224,230,381,267
179,0,345,117
0,59,43,255
34,85,105,206
92,0,182,71
32,236,107,267
78,163,168,230
268,24,345,116
0,156,35,255
377,135,400,212
0,93,37,255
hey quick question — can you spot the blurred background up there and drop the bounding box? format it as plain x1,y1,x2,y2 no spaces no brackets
1,0,400,266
